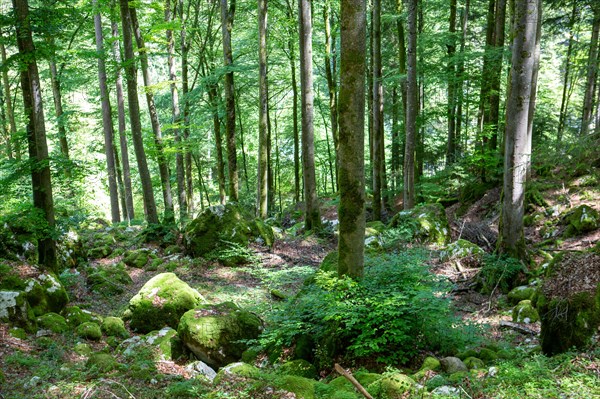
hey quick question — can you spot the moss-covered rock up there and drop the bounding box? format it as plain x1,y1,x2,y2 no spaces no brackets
62,306,102,327
86,353,118,373
178,302,262,369
0,264,26,290
512,300,539,324
278,359,317,379
74,342,92,356
251,219,275,247
328,371,381,393
101,317,129,338
440,357,468,374
366,372,415,399
456,349,478,361
123,249,150,268
539,252,600,355
425,374,448,391
319,251,338,273
213,362,261,385
127,272,205,333
120,327,183,361
388,203,450,245
273,375,317,399
37,312,68,333
441,239,485,267
507,285,536,305
57,229,87,268
463,357,485,370
87,245,113,259
9,327,26,339
24,273,69,316
87,263,133,297
0,290,34,328
560,205,600,236
76,322,102,340
477,348,498,362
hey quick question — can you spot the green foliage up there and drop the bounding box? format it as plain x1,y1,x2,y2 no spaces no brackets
477,254,526,294
206,239,260,266
260,250,478,367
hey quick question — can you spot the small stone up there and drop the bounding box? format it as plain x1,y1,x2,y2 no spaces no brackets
185,361,217,381
432,386,460,396
24,376,41,389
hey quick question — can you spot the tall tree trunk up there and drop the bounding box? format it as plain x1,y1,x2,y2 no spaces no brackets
235,89,250,192
166,0,188,222
47,43,70,166
208,83,227,205
114,143,128,221
581,6,600,136
299,0,321,231
180,0,194,214
488,0,507,151
118,0,159,224
446,0,457,165
0,84,12,159
499,0,539,259
0,39,19,160
455,0,469,155
372,0,383,221
404,0,418,210
324,0,338,190
391,88,400,192
338,0,366,279
286,0,301,204
110,18,135,221
94,2,120,223
129,6,175,223
14,0,57,272
258,0,269,218
526,0,541,182
557,1,578,145
220,0,239,202
416,5,424,180
395,0,408,194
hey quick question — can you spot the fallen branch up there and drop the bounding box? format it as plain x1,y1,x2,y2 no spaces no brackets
499,320,537,335
334,363,374,399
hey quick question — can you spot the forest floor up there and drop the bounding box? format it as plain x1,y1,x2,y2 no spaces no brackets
2,169,600,398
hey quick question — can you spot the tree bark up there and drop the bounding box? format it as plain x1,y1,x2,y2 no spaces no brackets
110,18,135,221
14,0,57,272
324,0,338,190
299,0,321,231
118,0,159,224
165,0,188,222
446,0,457,165
488,0,507,151
0,39,19,160
557,1,578,145
499,0,539,259
220,0,239,202
258,0,269,218
404,0,418,210
47,41,70,164
372,0,383,221
208,83,227,205
581,5,600,136
338,0,366,279
129,6,175,223
94,2,120,223
285,0,301,204
455,0,469,159
180,0,194,214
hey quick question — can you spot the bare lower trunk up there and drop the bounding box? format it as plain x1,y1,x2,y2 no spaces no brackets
404,0,418,210
581,7,600,136
557,1,577,145
257,0,269,218
372,0,383,221
324,1,338,190
208,84,227,205
1,39,19,159
446,0,457,165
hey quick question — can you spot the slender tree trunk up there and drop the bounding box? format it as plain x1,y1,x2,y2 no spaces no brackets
416,5,424,180
499,0,539,259
557,1,578,145
299,0,321,231
129,6,175,223
324,1,338,190
208,83,227,205
118,0,159,224
14,0,57,272
526,0,541,182
110,18,135,221
396,0,408,193
372,0,383,221
94,2,120,223
404,0,418,210
455,0,469,156
47,48,70,166
220,0,239,202
0,85,12,159
446,0,457,165
338,0,366,279
235,90,250,192
257,0,269,218
0,39,19,160
165,0,187,222
581,6,600,136
180,0,194,214
114,143,128,221
488,0,507,151
391,88,400,192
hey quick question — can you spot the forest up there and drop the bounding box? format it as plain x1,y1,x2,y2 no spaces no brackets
1,0,600,397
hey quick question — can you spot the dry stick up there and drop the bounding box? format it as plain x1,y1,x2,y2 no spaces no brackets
334,364,374,399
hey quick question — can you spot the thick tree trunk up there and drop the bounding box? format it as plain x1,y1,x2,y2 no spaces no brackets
581,6,600,136
404,0,418,210
499,0,539,259
446,0,457,165
324,1,338,190
338,0,366,279
129,7,175,223
299,0,321,231
94,3,120,223
258,0,269,218
165,0,188,222
110,19,135,221
372,0,383,221
14,0,57,272
1,40,19,160
220,0,239,202
118,0,159,224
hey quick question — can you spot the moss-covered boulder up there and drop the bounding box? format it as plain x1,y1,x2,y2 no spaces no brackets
87,263,133,296
538,251,600,355
278,359,317,379
477,348,498,362
388,203,450,245
86,353,118,373
507,285,536,305
328,371,381,393
273,375,318,399
251,219,275,247
512,300,539,324
463,357,485,370
184,204,253,257
178,302,263,369
62,306,102,327
560,205,600,236
441,239,485,267
101,317,129,338
122,249,151,268
0,290,34,328
120,327,183,361
76,322,102,340
367,373,415,399
440,357,468,374
213,362,261,385
24,273,69,316
127,272,205,333
319,251,338,273
37,312,68,333
57,229,87,268
87,245,113,259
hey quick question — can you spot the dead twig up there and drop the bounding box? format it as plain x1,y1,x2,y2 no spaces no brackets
499,320,538,335
334,364,374,399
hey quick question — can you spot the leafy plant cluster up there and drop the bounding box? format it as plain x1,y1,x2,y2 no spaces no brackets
477,254,526,294
260,250,479,367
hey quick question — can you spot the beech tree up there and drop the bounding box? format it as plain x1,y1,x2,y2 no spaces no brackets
404,0,418,210
257,0,269,218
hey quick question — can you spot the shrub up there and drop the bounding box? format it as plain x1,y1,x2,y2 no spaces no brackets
477,255,525,294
